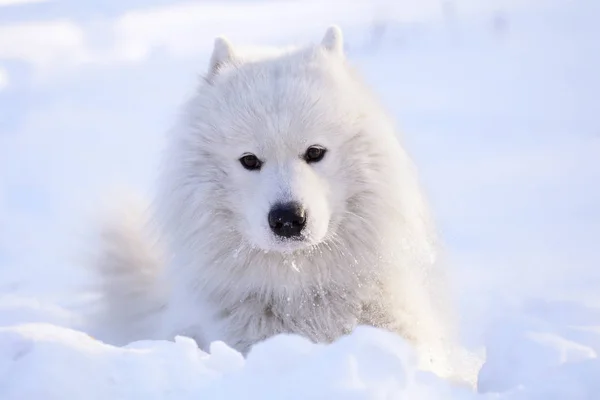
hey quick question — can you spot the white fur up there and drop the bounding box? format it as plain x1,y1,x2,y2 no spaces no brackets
208,36,235,78
321,25,344,54
89,26,472,382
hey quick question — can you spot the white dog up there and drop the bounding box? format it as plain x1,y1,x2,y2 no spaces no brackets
90,26,467,380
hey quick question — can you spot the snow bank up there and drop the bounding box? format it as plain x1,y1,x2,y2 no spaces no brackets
0,298,599,399
0,322,470,400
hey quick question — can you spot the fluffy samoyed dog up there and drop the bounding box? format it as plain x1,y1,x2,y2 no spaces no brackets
90,26,470,381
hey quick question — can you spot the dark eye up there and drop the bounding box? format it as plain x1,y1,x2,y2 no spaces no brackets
304,146,327,163
239,154,262,171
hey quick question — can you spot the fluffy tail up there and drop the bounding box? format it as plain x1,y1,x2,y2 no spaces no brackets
86,198,168,346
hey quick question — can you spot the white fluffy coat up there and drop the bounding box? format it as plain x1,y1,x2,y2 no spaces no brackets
89,26,466,380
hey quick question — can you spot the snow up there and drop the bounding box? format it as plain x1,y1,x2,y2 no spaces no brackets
1,304,599,399
0,324,453,400
1,0,600,398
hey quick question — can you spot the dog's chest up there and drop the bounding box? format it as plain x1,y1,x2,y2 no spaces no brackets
214,283,387,353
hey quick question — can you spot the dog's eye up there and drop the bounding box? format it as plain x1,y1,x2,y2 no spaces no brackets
304,146,327,163
239,154,262,171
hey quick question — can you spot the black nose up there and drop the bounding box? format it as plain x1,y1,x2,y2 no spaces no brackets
268,202,306,239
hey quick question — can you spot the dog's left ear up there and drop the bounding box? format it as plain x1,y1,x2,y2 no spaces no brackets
321,25,344,56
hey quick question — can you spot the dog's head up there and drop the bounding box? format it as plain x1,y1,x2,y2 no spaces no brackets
166,27,400,254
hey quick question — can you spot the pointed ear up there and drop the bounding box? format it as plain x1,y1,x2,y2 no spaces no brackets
321,25,344,55
208,36,235,77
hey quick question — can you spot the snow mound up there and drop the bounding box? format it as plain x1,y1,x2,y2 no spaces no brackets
0,323,468,399
0,300,599,400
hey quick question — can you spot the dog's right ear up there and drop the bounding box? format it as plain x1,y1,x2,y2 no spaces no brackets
207,36,235,80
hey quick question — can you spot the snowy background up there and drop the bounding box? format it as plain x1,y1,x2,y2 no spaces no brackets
1,0,599,398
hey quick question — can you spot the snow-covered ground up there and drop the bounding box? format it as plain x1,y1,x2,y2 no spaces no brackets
1,0,599,398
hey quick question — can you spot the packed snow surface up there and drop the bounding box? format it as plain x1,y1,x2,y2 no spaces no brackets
1,299,599,399
1,0,599,398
